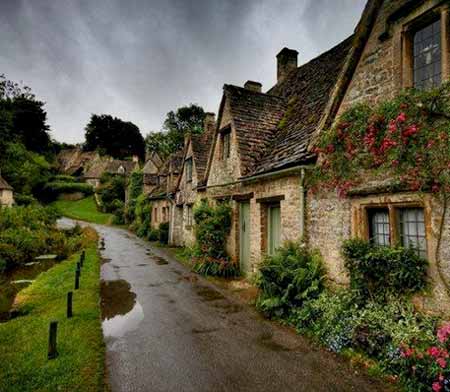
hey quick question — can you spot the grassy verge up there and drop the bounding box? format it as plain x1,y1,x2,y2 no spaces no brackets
0,229,104,391
51,196,113,225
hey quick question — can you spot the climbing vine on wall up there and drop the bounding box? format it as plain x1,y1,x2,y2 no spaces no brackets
311,83,450,199
311,83,450,296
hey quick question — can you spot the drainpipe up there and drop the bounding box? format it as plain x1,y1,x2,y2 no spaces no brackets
299,168,306,241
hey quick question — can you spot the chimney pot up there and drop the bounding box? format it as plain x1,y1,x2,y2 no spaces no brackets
276,47,298,83
244,80,262,92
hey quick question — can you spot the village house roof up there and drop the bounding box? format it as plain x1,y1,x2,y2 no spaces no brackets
0,175,13,190
83,160,109,179
221,85,286,177
57,148,99,176
253,35,354,175
190,126,216,184
147,150,184,199
105,160,138,175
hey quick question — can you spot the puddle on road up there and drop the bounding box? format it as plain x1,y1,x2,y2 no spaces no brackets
101,280,144,338
195,285,225,301
151,256,169,265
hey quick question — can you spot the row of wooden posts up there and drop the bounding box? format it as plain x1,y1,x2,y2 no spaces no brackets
47,237,106,359
47,249,86,360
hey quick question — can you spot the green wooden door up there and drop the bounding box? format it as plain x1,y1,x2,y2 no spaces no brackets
268,205,281,255
239,202,251,274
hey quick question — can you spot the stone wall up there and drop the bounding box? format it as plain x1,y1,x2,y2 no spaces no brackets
339,0,448,114
0,189,14,207
150,199,170,229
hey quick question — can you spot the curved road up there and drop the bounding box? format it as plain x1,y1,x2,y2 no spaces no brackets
79,221,389,392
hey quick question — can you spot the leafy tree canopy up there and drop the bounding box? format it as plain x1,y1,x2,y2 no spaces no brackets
0,74,52,154
145,104,205,158
84,114,145,160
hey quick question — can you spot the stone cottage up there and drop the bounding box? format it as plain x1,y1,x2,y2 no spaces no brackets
143,151,163,194
200,37,352,275
0,173,14,207
148,151,183,230
304,0,450,312
170,113,216,246
84,157,139,189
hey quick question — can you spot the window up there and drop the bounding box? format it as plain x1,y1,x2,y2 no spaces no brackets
185,158,193,182
153,207,158,222
366,206,427,257
369,209,390,246
186,205,193,228
413,19,442,89
222,130,231,159
398,208,427,258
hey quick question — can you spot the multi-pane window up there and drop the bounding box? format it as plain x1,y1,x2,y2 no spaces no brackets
413,19,442,90
398,208,427,258
369,209,390,246
222,130,231,159
186,205,193,227
367,206,427,258
185,158,193,182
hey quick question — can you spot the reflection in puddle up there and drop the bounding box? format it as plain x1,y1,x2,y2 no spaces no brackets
152,256,169,265
101,279,144,337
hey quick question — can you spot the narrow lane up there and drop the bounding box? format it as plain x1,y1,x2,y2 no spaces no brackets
80,221,388,392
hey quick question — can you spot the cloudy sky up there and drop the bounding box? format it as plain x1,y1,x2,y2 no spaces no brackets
0,0,366,144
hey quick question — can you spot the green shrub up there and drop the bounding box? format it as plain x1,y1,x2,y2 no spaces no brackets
13,193,36,206
52,174,77,183
98,174,126,212
132,194,152,238
146,228,159,241
127,170,143,201
194,200,231,259
295,290,436,359
192,256,240,278
255,241,325,319
43,181,93,201
342,239,428,301
0,205,82,271
159,222,169,244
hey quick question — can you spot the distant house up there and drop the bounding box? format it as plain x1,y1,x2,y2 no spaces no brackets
0,173,14,207
143,151,163,195
57,147,99,177
84,157,139,189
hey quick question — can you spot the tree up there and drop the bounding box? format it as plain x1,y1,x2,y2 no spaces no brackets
145,104,205,157
0,74,52,154
84,114,145,160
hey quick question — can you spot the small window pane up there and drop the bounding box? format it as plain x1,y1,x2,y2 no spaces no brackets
399,208,427,258
369,209,390,246
414,19,442,90
222,131,231,159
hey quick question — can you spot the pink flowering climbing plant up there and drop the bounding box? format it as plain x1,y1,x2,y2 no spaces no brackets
311,83,450,199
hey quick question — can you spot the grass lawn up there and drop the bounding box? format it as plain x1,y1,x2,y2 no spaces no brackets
52,196,113,225
0,232,104,391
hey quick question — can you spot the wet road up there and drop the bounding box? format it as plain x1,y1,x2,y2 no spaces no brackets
65,220,389,392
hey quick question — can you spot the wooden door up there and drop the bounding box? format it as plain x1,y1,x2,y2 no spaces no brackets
239,202,251,274
268,205,281,255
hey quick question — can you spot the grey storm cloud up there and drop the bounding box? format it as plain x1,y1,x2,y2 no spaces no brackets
0,0,366,144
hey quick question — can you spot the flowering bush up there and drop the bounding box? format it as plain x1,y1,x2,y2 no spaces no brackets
311,83,450,198
396,323,450,391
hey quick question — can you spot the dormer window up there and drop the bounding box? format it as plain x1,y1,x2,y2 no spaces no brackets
185,157,193,182
413,19,441,90
221,128,231,159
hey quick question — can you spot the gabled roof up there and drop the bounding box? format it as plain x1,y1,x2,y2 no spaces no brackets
190,124,215,181
106,160,138,175
223,85,286,176
0,175,13,190
83,160,109,179
253,35,354,175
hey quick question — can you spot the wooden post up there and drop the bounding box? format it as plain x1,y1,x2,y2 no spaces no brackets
75,270,80,290
80,250,85,266
67,292,73,318
48,321,58,359
77,261,81,272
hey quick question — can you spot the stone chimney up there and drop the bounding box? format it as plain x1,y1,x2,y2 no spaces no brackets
244,80,262,93
276,47,298,83
204,112,216,133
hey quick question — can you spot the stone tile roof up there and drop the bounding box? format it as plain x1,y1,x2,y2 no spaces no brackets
191,125,215,182
0,175,13,190
252,36,354,175
106,160,138,175
57,148,98,176
83,160,109,179
223,85,286,176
